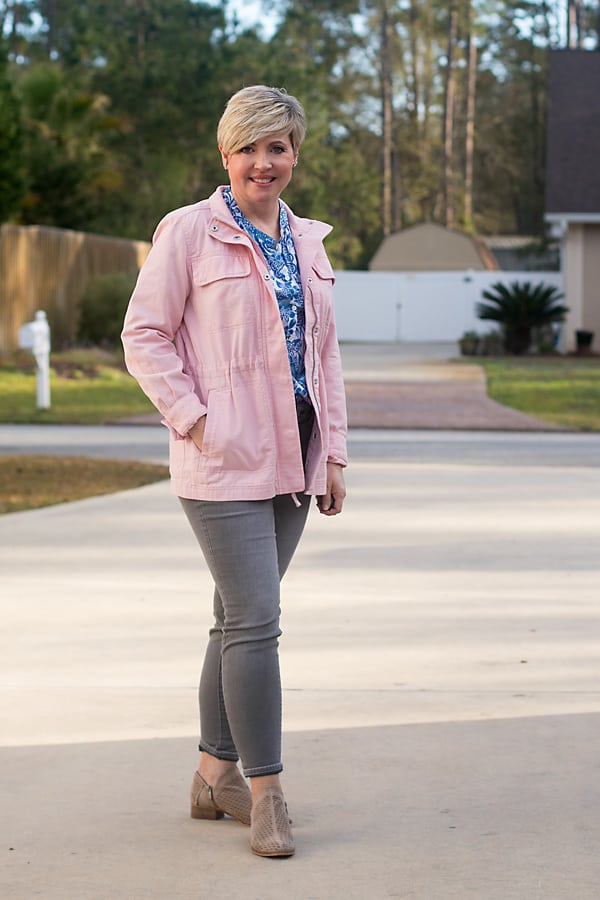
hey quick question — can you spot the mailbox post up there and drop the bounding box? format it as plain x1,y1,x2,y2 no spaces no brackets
18,311,51,409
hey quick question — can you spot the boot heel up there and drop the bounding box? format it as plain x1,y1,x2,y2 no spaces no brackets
191,802,224,820
189,769,252,826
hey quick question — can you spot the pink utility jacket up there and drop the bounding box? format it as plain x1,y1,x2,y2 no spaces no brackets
122,186,348,501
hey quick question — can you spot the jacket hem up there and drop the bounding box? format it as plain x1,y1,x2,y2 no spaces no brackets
172,479,308,502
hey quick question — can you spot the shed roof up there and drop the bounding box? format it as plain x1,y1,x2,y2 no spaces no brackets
369,222,498,271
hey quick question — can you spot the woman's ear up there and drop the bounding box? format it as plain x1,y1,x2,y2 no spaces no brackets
219,146,228,170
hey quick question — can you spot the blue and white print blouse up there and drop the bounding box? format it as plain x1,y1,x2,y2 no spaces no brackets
223,186,309,400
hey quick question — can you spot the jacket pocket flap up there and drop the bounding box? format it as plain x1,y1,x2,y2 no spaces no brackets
192,254,251,286
312,257,335,282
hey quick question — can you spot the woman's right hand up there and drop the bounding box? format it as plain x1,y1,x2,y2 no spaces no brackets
188,415,207,451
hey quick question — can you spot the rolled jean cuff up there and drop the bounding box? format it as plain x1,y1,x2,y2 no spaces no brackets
244,762,284,778
198,740,239,763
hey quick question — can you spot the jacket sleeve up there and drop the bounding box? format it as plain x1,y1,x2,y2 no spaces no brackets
121,214,207,437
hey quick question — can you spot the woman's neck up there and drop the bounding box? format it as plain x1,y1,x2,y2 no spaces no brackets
233,194,281,241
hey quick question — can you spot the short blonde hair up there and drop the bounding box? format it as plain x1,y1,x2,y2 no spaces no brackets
217,85,306,155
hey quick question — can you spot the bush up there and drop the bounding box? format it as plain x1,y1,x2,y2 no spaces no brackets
77,270,137,346
458,331,480,355
479,329,504,357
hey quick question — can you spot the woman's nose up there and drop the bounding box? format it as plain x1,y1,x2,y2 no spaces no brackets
253,152,272,170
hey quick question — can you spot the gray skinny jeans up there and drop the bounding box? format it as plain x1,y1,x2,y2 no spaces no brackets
179,401,313,777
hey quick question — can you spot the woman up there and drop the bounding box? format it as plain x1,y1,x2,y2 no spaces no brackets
122,85,347,858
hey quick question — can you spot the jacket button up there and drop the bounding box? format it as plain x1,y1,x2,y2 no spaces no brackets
234,235,241,240
264,273,270,280
314,326,319,334
307,276,313,283
210,225,218,232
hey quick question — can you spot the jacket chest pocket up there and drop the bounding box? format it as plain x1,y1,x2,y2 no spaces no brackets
307,258,335,341
191,253,256,333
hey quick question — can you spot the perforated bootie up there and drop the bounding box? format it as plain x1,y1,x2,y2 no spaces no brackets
250,786,295,857
190,767,252,826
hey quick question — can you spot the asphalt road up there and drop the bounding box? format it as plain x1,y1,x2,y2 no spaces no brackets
1,422,600,468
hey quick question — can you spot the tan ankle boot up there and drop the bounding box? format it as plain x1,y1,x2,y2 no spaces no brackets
250,786,295,857
190,768,252,826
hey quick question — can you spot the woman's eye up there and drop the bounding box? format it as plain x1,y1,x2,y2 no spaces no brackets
239,146,254,154
272,146,285,154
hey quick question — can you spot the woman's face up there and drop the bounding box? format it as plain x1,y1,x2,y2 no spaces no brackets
220,132,298,212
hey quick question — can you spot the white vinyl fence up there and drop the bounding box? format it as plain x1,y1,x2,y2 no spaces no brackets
332,270,564,342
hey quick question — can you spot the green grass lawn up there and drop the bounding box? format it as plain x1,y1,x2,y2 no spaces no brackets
0,455,169,514
0,351,164,512
474,356,600,431
0,350,157,424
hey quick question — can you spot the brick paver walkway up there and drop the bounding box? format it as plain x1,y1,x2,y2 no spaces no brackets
341,343,569,430
344,378,568,430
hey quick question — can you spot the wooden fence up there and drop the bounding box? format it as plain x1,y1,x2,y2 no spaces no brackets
0,224,150,354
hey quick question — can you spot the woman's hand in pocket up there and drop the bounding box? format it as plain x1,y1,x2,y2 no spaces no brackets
188,415,207,451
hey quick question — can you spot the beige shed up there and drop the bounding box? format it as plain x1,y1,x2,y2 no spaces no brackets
369,222,498,271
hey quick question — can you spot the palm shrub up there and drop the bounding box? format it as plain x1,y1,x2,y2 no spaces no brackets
476,281,568,355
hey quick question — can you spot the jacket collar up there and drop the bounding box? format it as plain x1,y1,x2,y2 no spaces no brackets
208,185,332,246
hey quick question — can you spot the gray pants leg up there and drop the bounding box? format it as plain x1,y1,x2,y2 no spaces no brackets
179,403,314,777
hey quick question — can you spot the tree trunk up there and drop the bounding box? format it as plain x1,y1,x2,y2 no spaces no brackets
442,6,457,228
408,0,420,135
45,0,56,56
421,1,435,220
506,325,532,355
380,0,393,236
567,0,582,48
464,27,477,229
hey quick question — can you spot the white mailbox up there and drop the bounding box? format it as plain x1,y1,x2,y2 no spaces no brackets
18,310,51,409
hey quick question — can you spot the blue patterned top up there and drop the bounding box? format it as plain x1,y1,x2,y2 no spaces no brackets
223,186,308,400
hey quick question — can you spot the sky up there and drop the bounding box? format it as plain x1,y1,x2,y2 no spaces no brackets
204,0,275,36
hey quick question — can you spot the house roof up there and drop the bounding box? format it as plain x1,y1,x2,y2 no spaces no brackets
480,235,560,270
369,222,498,271
545,49,600,217
481,236,537,250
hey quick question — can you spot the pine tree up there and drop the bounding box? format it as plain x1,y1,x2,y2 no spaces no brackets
0,45,26,222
